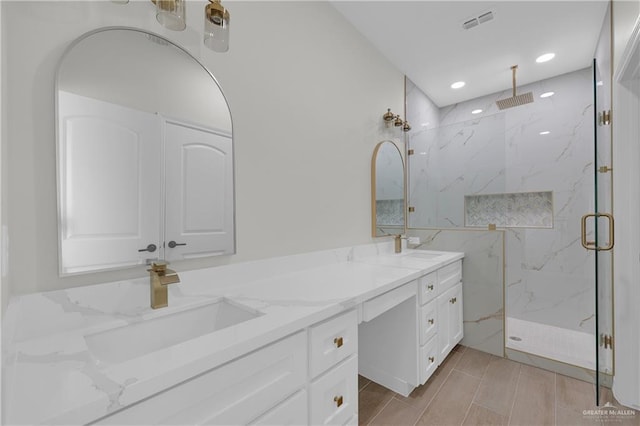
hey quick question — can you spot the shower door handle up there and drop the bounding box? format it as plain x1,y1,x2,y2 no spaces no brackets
581,213,614,251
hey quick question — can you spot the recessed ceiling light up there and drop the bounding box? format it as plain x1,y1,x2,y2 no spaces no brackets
539,131,551,135
471,109,483,114
451,81,466,89
597,80,604,86
540,91,555,98
536,53,555,63
421,122,430,127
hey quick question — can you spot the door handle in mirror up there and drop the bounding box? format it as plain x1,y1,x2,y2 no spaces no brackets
168,241,187,248
138,244,157,253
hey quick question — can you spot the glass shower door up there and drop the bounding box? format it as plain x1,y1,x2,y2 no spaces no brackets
591,56,614,405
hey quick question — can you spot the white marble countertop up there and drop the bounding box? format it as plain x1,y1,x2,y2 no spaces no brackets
3,244,463,425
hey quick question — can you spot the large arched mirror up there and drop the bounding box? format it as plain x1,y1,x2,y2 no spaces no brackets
56,28,234,275
371,141,406,237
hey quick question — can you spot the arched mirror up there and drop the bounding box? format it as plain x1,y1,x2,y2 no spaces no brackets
56,28,234,275
371,141,406,237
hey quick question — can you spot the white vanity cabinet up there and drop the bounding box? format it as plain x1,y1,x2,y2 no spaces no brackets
94,332,308,425
308,310,359,426
92,310,359,426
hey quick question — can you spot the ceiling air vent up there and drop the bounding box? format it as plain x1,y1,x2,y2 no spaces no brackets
462,10,494,30
478,11,494,24
462,18,478,30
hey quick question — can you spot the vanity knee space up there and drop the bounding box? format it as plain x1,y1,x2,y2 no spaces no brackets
358,259,464,397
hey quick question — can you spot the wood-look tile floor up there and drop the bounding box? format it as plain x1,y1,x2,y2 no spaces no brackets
358,345,639,426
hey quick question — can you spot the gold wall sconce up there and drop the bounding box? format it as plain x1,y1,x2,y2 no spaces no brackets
383,108,411,132
204,0,230,52
145,0,230,52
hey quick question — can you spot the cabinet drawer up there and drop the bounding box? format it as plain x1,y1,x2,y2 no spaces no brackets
419,298,437,346
418,272,437,305
310,310,358,378
439,260,462,292
250,390,307,425
362,281,416,323
310,356,358,426
419,335,439,385
95,332,307,425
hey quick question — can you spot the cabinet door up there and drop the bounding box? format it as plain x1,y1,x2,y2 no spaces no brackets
164,119,234,260
436,288,452,361
94,332,306,425
57,91,161,274
449,283,464,344
309,356,358,426
437,284,463,362
250,390,308,426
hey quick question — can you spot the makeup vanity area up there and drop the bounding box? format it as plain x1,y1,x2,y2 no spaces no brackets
2,28,464,425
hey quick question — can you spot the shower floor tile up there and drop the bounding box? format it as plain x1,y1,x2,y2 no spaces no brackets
505,317,595,370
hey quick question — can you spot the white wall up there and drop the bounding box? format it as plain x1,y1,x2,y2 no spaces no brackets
612,0,640,410
1,1,404,297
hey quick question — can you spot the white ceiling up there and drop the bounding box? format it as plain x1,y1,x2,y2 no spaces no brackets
331,1,609,107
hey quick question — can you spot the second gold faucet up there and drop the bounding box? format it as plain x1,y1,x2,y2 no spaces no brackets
149,262,180,309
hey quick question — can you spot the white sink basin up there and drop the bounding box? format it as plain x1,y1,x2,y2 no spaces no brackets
404,251,442,260
85,299,262,364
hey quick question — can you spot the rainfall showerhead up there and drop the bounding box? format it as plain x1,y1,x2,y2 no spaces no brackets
496,65,533,110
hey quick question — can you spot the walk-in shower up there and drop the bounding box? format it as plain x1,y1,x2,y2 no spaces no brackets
406,55,613,400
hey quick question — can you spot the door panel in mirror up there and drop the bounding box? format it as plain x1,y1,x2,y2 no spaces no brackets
56,28,234,275
164,120,235,260
58,91,161,274
371,141,406,237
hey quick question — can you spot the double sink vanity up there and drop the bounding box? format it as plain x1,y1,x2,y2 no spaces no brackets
3,243,463,425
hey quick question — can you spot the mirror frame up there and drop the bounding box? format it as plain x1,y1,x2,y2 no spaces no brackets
54,27,236,275
371,140,406,237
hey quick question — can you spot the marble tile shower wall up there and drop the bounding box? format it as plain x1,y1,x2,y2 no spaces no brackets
407,68,595,334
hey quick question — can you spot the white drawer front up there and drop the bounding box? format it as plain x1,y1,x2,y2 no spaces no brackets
362,281,416,323
438,260,462,292
251,390,308,426
418,272,437,305
310,310,358,378
419,335,438,385
310,356,358,426
95,332,307,425
419,298,437,346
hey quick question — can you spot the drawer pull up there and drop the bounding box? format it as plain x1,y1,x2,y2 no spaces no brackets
450,297,457,304
334,337,344,348
428,318,434,325
427,284,434,291
334,395,343,407
429,356,435,363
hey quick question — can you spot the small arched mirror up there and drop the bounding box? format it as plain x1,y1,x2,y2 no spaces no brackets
371,141,406,237
56,28,234,275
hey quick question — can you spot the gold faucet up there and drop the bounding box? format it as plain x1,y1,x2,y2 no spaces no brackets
394,234,405,253
148,262,180,309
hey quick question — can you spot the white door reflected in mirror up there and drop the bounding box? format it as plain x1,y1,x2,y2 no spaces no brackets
56,28,235,275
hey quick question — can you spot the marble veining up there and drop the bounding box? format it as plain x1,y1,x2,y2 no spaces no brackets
2,242,462,425
407,229,504,357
